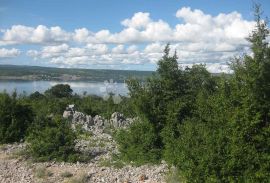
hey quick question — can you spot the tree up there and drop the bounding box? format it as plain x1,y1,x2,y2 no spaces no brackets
173,5,270,182
29,91,45,100
226,5,270,181
45,84,73,98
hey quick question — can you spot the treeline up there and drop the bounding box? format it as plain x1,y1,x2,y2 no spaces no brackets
115,7,270,182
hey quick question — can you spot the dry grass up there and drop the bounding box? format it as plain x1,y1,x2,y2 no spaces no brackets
61,171,73,178
64,172,89,183
34,166,53,179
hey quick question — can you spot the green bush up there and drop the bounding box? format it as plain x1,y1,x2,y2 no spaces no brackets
0,93,33,144
27,116,87,162
115,120,161,165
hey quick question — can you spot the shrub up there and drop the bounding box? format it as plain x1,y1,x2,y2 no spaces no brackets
115,120,161,165
0,93,33,144
29,91,45,100
27,116,88,162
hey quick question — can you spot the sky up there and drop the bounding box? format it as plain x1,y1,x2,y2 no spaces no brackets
0,0,269,72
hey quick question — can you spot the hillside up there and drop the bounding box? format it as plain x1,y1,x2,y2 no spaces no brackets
0,65,154,82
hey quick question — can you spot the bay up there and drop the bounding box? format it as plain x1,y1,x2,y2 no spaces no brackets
0,80,128,96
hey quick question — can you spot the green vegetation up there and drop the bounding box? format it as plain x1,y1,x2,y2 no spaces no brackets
0,4,269,182
44,84,73,98
27,116,85,162
115,6,270,182
0,82,133,162
0,92,33,143
115,120,161,165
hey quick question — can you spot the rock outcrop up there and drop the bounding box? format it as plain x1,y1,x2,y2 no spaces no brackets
110,112,134,128
63,105,134,133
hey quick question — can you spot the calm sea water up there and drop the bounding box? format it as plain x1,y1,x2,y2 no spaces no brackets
0,80,128,96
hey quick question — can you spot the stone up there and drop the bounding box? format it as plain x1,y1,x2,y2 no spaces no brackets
139,174,147,181
63,105,137,135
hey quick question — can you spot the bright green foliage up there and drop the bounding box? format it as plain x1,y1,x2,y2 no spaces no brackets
115,120,161,165
0,92,33,143
45,84,73,98
27,116,85,162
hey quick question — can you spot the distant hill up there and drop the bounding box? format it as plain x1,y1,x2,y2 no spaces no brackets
0,65,154,82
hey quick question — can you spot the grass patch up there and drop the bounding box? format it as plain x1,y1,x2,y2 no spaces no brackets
99,155,125,169
61,171,73,178
65,173,89,183
0,144,7,151
8,148,30,160
98,141,106,148
34,166,53,179
76,129,93,140
165,167,186,183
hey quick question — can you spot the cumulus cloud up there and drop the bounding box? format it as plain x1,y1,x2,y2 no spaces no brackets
0,48,21,58
144,42,163,53
1,7,260,72
0,7,255,46
73,28,90,43
121,12,151,29
127,45,137,53
112,44,125,54
0,25,71,45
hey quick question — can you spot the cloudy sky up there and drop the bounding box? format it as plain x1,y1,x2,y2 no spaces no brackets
0,0,269,72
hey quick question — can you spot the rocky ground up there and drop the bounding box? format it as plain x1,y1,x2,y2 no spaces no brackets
0,108,170,183
0,133,169,183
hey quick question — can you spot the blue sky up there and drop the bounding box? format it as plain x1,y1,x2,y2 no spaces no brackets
0,0,269,72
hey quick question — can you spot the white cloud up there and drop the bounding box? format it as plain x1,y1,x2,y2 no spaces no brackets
144,42,164,53
176,7,212,26
121,12,151,29
86,44,109,54
112,44,125,54
0,8,255,47
2,7,259,72
42,44,69,58
0,48,21,58
26,50,39,58
73,28,90,43
42,44,69,53
126,45,137,53
0,25,71,45
66,47,87,57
